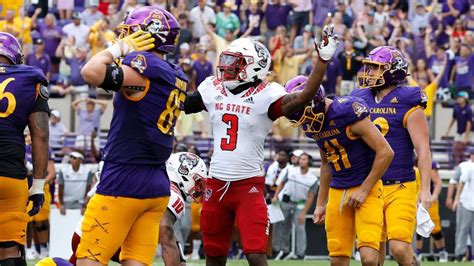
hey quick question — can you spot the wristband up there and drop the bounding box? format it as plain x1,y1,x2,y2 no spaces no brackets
29,179,45,196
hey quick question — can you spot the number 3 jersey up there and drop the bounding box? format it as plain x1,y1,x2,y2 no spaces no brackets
308,97,374,189
351,86,427,183
198,77,286,181
0,64,49,180
98,52,188,198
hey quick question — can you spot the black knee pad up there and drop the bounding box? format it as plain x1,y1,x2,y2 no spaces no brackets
432,231,444,240
33,220,49,232
0,257,27,266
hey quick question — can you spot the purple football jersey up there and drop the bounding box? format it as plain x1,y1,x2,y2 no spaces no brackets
307,97,375,189
351,86,427,183
98,52,188,198
0,64,48,179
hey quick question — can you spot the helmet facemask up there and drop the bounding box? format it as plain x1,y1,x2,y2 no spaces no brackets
184,173,206,203
290,100,326,134
217,51,255,90
357,60,390,89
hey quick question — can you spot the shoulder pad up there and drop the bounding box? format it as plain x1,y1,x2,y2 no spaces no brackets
349,88,371,100
332,96,370,126
396,86,427,109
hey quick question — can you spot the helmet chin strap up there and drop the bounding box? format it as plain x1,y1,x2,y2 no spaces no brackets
225,78,261,94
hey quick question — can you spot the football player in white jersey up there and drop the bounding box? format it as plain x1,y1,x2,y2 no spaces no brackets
70,153,207,266
183,25,338,266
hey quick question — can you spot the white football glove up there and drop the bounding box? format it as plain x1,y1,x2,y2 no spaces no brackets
314,24,339,63
107,30,155,60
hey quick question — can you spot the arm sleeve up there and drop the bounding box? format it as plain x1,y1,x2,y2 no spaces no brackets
184,90,206,114
268,96,284,121
32,95,51,115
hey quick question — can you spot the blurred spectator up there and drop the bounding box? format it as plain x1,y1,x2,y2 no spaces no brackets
175,112,207,143
181,58,197,91
171,13,193,61
37,13,63,72
82,3,105,27
374,2,389,28
293,25,314,55
192,46,213,87
178,42,192,64
288,0,312,45
450,44,474,96
243,0,266,39
49,109,68,149
265,150,290,205
411,2,432,34
88,18,115,55
58,151,94,215
272,117,295,151
441,0,465,27
334,1,354,28
63,12,91,48
26,38,51,80
306,52,341,96
216,1,241,38
57,43,90,94
72,97,107,134
190,0,216,39
273,44,310,84
465,5,474,31
453,150,474,261
272,153,317,260
171,0,190,19
428,47,454,92
445,91,472,165
337,38,363,95
204,22,233,69
58,0,74,20
269,25,288,56
265,0,291,39
312,0,334,30
106,3,128,29
0,8,40,54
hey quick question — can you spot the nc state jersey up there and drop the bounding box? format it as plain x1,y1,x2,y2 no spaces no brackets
351,86,427,183
198,77,287,181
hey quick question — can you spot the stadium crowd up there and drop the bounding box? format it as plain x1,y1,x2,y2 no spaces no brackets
1,0,474,263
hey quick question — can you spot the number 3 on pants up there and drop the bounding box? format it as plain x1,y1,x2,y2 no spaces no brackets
221,113,238,151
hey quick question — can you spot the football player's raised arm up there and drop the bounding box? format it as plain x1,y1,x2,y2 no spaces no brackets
280,25,338,117
407,108,433,209
81,30,155,90
350,118,394,191
159,210,181,266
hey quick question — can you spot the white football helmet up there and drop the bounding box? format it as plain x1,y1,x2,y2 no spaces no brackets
166,152,207,202
217,38,271,90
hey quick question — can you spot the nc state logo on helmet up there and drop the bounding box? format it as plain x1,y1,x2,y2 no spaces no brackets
116,6,180,54
284,75,326,134
0,32,23,64
357,46,408,89
166,152,208,203
217,38,271,90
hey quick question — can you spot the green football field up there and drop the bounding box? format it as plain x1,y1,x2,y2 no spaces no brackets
27,259,473,265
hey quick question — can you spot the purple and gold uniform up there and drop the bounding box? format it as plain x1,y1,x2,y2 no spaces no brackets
0,64,50,246
351,85,427,243
76,51,188,265
308,96,383,257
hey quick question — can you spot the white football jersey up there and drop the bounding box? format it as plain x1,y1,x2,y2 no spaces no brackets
198,77,287,181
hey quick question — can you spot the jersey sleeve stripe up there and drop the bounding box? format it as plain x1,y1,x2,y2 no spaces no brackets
402,105,423,128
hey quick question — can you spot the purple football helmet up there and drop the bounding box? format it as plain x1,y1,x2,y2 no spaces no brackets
284,75,326,133
0,32,23,65
357,46,408,89
116,6,180,54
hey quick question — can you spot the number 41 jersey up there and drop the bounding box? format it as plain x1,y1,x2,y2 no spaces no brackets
198,77,286,181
